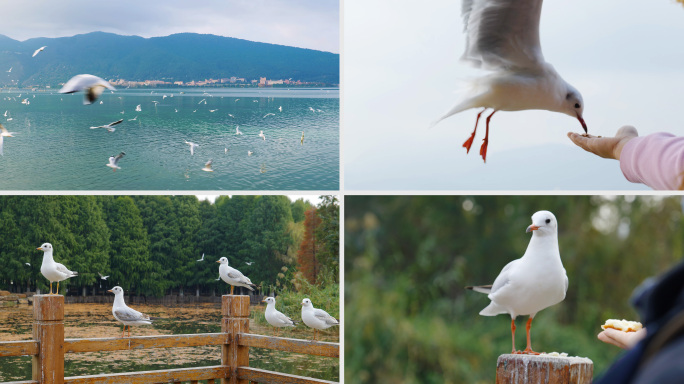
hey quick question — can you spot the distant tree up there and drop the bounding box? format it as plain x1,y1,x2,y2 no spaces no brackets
298,207,323,284
291,198,311,223
316,195,340,283
192,199,221,295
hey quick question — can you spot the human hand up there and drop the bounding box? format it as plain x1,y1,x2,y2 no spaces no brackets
567,125,639,160
598,327,646,350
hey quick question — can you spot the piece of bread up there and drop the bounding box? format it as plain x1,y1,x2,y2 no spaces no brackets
601,319,643,332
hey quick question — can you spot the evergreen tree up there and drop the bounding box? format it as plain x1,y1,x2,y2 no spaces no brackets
297,207,323,284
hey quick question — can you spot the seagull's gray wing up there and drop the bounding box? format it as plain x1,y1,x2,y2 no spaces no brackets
488,258,519,295
313,308,339,325
109,119,124,127
461,0,545,70
112,152,125,166
274,310,295,325
114,306,149,322
55,262,76,276
59,74,115,94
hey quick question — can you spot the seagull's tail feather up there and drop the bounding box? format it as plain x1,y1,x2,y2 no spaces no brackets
429,99,476,130
465,285,491,294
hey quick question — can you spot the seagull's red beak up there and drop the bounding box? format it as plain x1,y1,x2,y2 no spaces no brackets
526,225,540,233
576,113,588,134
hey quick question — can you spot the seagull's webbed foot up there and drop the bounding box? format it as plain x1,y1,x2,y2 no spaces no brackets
463,108,486,154
521,347,540,355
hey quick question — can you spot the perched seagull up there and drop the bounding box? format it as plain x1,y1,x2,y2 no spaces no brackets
37,243,78,295
90,119,123,133
98,272,109,280
263,113,275,118
466,210,567,354
59,74,115,105
217,257,256,295
135,104,141,112
108,286,154,338
128,116,138,121
99,100,104,105
202,159,214,172
248,150,253,156
430,0,587,162
106,152,126,171
300,131,304,145
185,141,199,156
32,46,47,57
197,253,205,262
301,298,339,341
262,297,297,336
258,131,266,140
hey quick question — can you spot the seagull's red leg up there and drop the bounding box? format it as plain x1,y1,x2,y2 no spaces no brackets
510,319,517,354
522,317,540,355
463,108,486,153
121,326,125,338
480,110,497,163
128,326,131,338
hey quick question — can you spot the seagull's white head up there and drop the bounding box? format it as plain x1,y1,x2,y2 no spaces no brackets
262,296,276,305
216,257,229,265
563,84,587,134
36,243,53,252
526,211,557,236
107,286,123,295
301,298,313,308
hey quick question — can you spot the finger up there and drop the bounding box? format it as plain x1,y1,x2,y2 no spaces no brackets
567,132,594,149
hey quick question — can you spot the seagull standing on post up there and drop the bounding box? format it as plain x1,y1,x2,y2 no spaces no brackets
217,257,256,295
431,0,587,162
37,243,78,295
466,210,567,354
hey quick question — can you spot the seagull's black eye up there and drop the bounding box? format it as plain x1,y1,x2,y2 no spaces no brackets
545,219,551,224
574,103,580,109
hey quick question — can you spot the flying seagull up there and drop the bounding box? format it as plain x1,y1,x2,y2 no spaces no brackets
258,131,266,140
59,74,115,105
263,113,275,118
185,141,199,156
98,272,109,280
430,0,587,162
235,126,243,135
202,159,214,172
135,104,141,112
106,152,126,171
90,119,123,133
37,243,78,295
197,253,205,262
0,123,17,156
466,211,567,354
32,46,47,57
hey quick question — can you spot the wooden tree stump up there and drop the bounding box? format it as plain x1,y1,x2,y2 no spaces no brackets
221,295,250,384
496,354,593,384
32,294,65,384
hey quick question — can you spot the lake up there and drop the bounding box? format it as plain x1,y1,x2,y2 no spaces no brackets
0,87,339,190
0,302,339,382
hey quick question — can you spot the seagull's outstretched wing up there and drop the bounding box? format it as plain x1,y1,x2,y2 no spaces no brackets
461,0,545,71
109,119,124,127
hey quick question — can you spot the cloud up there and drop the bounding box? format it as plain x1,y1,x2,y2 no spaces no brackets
0,0,339,53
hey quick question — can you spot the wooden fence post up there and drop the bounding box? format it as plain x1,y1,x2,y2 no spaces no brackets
496,354,593,384
222,295,250,384
32,295,65,384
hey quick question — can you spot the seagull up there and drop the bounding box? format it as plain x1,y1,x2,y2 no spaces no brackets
263,113,275,118
174,109,178,113
6,67,11,73
58,74,115,105
300,131,304,145
120,110,125,114
225,148,228,154
466,210,567,355
209,109,218,113
430,0,587,162
108,286,154,338
25,262,31,266
197,253,205,262
99,101,104,105
301,298,339,341
258,131,266,140
1,123,17,156
106,152,126,171
162,95,167,99
185,141,199,155
217,257,256,295
228,114,234,118
234,99,240,102
235,126,243,135
3,111,7,117
32,46,47,57
198,98,206,105
262,297,297,336
308,107,315,112
248,151,253,156
90,119,123,133
135,104,141,112
245,261,254,266
278,106,282,112
37,243,78,295
202,159,214,172
98,272,109,280
128,116,138,121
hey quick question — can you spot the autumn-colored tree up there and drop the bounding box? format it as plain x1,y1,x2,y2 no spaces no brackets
297,207,322,284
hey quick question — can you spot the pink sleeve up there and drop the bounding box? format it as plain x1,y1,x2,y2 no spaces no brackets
619,132,684,190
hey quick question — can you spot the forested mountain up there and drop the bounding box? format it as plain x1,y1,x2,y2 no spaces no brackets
0,195,338,297
0,32,339,87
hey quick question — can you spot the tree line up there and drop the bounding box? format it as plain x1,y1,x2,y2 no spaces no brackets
0,195,339,297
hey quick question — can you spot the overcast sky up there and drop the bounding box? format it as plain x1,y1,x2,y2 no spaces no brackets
345,0,684,190
0,1,339,53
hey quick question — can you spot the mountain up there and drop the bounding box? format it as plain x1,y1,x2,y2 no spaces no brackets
0,32,339,87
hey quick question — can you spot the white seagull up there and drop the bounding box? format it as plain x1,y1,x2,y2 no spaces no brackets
6,67,11,73
209,109,218,113
59,74,115,105
106,152,126,171
301,298,339,341
262,297,297,336
228,113,234,118
278,106,282,112
263,113,275,118
248,151,253,156
258,131,266,140
235,126,243,135
98,272,109,280
0,123,17,156
108,286,154,338
128,116,138,121
466,210,567,354
431,0,587,162
217,257,256,295
25,262,31,266
32,46,47,57
90,119,123,132
185,141,199,155
197,253,205,262
135,104,142,112
37,243,78,295
202,159,214,172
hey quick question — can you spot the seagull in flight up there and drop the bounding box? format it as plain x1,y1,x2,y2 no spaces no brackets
198,99,206,105
209,109,218,112
32,46,47,57
235,126,243,135
430,0,587,162
90,119,123,133
128,116,138,121
185,141,199,155
228,114,234,118
98,272,110,280
245,261,254,266
202,159,214,172
106,152,126,171
263,113,275,118
0,123,17,156
59,74,115,105
25,262,31,266
197,253,205,262
135,104,141,112
258,131,266,140
6,67,11,73
248,150,253,156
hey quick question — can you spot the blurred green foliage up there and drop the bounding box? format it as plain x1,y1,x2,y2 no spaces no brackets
344,196,684,383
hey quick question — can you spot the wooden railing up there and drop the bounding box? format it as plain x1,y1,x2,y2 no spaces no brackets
0,295,339,384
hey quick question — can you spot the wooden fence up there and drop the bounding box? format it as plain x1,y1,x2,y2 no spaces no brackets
0,295,339,384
